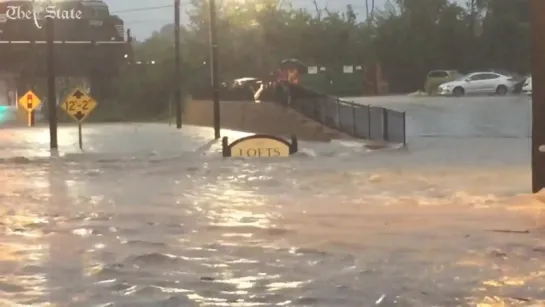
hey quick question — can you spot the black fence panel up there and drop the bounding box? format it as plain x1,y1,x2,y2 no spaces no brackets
385,109,406,144
353,105,371,138
324,96,339,128
338,102,354,133
316,96,328,124
273,82,406,145
368,106,385,141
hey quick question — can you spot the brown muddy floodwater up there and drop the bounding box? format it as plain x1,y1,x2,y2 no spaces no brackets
0,96,545,306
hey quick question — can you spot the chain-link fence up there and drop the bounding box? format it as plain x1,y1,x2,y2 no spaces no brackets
276,83,406,145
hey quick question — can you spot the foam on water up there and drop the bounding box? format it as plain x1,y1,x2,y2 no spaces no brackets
0,140,543,306
0,97,544,306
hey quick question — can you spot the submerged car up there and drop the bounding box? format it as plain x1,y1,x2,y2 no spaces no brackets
437,72,517,97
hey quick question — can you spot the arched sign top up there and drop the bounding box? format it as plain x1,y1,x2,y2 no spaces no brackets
222,134,298,158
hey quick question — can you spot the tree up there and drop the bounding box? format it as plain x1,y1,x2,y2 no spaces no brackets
105,0,531,119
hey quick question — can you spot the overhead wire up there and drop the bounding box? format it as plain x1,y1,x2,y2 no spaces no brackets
110,4,173,14
123,19,173,24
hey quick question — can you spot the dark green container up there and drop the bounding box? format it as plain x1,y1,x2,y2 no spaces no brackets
328,65,365,96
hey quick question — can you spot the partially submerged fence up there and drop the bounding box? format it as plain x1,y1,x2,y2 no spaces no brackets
276,83,406,144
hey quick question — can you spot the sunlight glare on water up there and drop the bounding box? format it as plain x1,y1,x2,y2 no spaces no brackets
0,110,543,306
0,155,543,306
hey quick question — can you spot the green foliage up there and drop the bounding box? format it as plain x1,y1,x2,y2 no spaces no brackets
110,0,530,111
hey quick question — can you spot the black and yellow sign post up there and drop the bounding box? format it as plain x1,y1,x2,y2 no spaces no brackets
222,134,298,158
18,90,41,127
60,89,98,150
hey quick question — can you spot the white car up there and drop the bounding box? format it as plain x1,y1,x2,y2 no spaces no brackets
437,72,516,97
522,76,532,95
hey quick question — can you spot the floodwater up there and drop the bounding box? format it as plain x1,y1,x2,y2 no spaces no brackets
2,96,545,306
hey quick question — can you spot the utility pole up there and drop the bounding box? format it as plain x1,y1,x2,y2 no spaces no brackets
174,0,182,129
126,29,134,64
209,0,220,138
469,0,475,34
46,14,58,149
467,0,476,71
531,0,545,192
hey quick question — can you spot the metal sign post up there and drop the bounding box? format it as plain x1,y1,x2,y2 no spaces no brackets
78,123,83,150
174,0,182,129
209,0,221,139
531,0,545,192
27,111,33,127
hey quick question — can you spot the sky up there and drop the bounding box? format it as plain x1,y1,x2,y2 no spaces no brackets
105,0,467,40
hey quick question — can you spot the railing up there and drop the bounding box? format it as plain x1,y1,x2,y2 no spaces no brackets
276,83,406,145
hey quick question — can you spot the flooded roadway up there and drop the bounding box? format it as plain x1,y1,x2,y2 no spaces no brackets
1,96,545,306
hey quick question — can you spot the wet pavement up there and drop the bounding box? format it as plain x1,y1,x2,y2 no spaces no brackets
1,96,545,306
0,123,229,159
345,95,531,138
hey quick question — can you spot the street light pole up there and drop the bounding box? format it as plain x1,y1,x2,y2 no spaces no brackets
46,13,58,149
209,0,220,139
174,0,182,129
531,0,545,192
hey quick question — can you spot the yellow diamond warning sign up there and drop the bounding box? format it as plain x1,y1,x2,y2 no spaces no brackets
61,89,97,122
18,90,41,112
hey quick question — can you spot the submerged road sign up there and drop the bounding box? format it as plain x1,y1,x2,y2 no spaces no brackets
18,90,41,112
222,134,298,157
61,89,97,122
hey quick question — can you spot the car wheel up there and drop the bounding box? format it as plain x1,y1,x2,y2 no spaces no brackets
453,87,464,97
496,85,508,96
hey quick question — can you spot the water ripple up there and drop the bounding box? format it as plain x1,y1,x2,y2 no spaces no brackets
0,148,543,306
